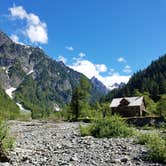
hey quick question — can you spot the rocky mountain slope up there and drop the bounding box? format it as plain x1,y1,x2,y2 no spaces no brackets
0,31,102,115
90,76,109,95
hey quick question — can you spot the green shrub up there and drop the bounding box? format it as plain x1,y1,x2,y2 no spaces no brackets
148,136,166,163
0,119,14,152
16,112,32,121
80,125,92,136
136,133,159,145
80,115,135,138
136,133,166,163
0,87,20,120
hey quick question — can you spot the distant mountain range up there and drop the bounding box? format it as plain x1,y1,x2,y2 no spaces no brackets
90,76,125,93
108,82,125,91
0,31,104,115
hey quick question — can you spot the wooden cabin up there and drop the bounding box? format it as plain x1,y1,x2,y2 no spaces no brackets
110,96,147,117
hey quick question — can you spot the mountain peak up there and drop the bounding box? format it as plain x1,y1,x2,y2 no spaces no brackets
91,77,109,95
0,31,13,46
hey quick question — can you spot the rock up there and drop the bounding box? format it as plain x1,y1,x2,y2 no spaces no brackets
0,121,163,166
112,158,121,164
121,156,129,162
21,156,29,162
70,155,79,161
0,151,10,163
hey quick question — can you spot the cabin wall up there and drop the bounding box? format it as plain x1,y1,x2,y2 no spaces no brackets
111,106,141,117
140,102,145,111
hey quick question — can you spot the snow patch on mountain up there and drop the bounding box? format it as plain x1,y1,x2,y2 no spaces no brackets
16,103,31,113
27,70,34,75
5,87,31,113
5,87,16,99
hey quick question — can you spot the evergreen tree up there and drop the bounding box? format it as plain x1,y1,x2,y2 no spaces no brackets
70,86,81,120
70,76,91,121
101,103,110,117
134,90,156,114
156,94,166,117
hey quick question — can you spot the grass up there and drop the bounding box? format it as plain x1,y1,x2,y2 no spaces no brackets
0,118,14,162
136,132,160,145
80,124,93,136
80,115,135,138
16,112,32,121
136,132,166,163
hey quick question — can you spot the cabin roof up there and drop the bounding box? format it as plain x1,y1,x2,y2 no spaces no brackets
110,96,144,108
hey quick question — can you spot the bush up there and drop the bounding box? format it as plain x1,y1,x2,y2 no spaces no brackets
136,133,159,145
16,112,32,121
0,119,14,151
136,133,166,163
80,124,92,136
0,119,14,162
80,115,135,138
0,87,20,120
148,137,166,163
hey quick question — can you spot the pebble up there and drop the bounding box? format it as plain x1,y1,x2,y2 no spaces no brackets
0,120,164,166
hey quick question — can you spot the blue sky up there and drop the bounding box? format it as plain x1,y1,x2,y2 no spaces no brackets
1,0,166,88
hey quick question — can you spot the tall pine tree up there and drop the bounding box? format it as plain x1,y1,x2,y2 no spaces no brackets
70,76,91,121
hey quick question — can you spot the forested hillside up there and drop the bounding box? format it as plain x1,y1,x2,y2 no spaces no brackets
103,55,166,117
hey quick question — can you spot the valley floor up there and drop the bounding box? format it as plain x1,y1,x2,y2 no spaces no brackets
0,121,164,166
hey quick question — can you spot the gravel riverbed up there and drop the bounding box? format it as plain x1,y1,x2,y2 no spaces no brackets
0,121,164,166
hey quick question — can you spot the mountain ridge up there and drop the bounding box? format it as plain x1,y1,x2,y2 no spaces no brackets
0,31,103,117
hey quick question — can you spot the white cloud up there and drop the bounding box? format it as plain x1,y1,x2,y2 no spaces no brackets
9,5,48,44
69,57,130,88
112,72,120,76
110,68,115,72
26,24,48,44
28,13,40,25
95,64,107,73
66,46,74,51
70,59,98,79
78,52,86,58
102,75,130,89
10,34,24,45
125,65,131,69
9,6,27,19
57,55,67,64
108,68,115,75
10,34,19,43
123,65,132,74
117,57,126,63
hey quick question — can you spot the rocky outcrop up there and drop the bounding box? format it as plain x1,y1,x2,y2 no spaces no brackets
91,77,109,95
0,58,15,66
1,121,163,166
